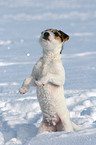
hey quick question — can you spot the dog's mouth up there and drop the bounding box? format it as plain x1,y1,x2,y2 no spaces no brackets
43,32,50,41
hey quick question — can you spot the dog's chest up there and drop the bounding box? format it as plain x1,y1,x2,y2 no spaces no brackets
40,61,57,77
42,63,49,75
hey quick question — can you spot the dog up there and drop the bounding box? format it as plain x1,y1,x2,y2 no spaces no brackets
19,29,82,133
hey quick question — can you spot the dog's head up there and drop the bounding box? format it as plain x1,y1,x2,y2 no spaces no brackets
39,29,69,54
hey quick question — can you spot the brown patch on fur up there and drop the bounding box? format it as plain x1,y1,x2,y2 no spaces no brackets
58,30,69,42
64,37,69,42
51,29,63,42
45,29,53,32
54,35,62,43
52,30,57,33
53,30,63,43
44,29,69,43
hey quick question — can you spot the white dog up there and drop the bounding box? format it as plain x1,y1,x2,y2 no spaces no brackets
19,29,82,133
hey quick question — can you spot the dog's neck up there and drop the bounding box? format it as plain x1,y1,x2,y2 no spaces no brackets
42,48,61,63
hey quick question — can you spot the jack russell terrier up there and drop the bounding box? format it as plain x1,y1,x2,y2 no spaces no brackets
19,29,82,133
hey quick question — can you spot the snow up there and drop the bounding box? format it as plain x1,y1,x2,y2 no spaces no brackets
0,0,96,144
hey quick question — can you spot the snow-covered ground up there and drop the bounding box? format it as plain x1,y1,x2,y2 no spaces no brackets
0,0,96,144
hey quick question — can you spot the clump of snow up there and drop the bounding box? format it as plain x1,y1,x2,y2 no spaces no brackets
27,128,96,145
0,132,4,145
0,40,11,45
5,138,22,145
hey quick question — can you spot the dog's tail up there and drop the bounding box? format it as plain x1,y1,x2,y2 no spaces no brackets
72,121,83,131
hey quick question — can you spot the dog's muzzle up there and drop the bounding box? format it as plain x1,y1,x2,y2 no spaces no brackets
43,32,50,40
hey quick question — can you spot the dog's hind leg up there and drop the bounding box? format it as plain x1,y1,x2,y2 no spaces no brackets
57,117,73,132
57,109,74,132
38,121,57,134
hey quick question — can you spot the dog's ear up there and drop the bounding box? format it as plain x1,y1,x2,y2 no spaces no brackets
58,30,69,42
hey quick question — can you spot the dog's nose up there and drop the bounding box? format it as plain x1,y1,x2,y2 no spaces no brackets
43,32,50,40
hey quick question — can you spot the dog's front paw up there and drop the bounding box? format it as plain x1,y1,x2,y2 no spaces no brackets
35,81,45,87
19,87,28,94
35,75,49,87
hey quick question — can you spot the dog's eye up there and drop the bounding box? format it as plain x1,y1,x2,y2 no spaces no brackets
54,32,59,37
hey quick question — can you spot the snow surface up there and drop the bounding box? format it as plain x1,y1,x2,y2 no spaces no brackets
0,0,96,144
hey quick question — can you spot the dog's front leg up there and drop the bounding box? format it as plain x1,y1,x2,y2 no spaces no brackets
35,72,65,87
19,76,36,94
35,74,49,87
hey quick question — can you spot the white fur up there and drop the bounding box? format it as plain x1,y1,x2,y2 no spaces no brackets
19,30,82,133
